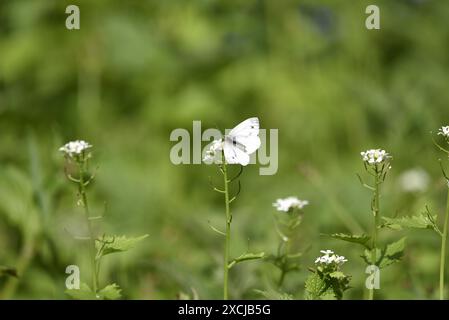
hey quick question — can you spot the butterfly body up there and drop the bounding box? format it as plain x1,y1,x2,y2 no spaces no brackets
223,117,261,166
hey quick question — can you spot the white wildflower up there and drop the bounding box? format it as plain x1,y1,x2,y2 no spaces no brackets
273,196,309,212
59,140,92,158
334,256,348,264
398,168,430,193
203,139,224,164
438,126,449,138
315,250,347,267
360,149,391,165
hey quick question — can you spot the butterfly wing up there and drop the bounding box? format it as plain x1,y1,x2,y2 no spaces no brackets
227,117,261,154
223,140,250,166
228,117,259,137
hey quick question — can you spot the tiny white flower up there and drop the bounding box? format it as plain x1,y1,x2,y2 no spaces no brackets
360,149,391,166
314,250,348,267
273,196,309,212
398,168,430,193
59,140,92,158
335,256,348,264
203,139,224,164
438,126,449,138
319,256,329,263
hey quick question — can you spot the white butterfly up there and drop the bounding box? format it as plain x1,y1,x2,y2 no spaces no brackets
223,117,261,166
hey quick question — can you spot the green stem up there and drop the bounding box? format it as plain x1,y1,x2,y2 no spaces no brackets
278,268,286,288
78,163,99,294
369,173,380,300
278,238,290,288
439,187,449,300
222,160,231,300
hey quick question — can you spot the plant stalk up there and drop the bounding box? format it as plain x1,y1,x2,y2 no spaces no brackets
439,187,449,300
369,172,380,300
222,160,231,300
78,162,99,294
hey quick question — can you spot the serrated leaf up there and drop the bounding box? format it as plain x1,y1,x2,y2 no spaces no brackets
327,233,371,248
362,237,406,269
66,283,122,300
228,252,265,269
98,283,122,300
96,234,148,257
65,283,97,300
362,248,381,265
305,273,334,300
382,214,439,232
0,266,18,278
380,237,406,268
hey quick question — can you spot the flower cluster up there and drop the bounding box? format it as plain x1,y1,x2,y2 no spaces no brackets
438,126,449,139
360,149,391,165
59,140,92,158
314,250,347,266
273,196,309,212
203,139,224,164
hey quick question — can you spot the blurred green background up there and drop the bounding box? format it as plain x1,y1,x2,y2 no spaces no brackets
1,0,449,299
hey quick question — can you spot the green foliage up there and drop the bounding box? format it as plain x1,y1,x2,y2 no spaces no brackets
0,167,41,237
1,0,449,299
65,283,122,300
362,237,406,269
177,288,199,300
96,235,149,258
328,233,371,249
0,266,18,278
65,283,97,300
98,284,122,300
305,270,350,300
266,252,302,272
305,273,333,300
382,214,441,235
254,289,293,300
227,252,265,269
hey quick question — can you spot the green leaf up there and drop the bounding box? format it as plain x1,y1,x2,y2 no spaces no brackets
382,214,440,234
65,283,122,300
329,271,346,280
96,234,149,258
362,237,406,269
98,283,122,300
65,283,97,300
305,273,334,300
254,289,293,300
362,248,381,265
0,266,18,278
228,252,265,269
380,237,406,268
327,233,371,248
177,287,199,300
